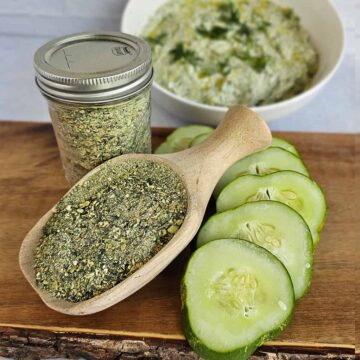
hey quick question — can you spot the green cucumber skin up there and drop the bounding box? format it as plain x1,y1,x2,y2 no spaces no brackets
182,306,292,360
313,180,328,236
272,137,300,157
190,132,212,147
181,239,295,360
216,170,327,247
167,124,213,143
155,126,300,158
167,125,214,151
181,304,256,360
154,125,213,154
154,142,173,154
213,148,310,198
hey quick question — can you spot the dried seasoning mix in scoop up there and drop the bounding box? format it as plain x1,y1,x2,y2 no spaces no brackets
34,159,188,302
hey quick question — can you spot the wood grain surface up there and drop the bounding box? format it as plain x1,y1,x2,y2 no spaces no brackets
0,122,357,353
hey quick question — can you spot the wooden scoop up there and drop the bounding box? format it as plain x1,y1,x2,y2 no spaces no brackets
19,106,272,315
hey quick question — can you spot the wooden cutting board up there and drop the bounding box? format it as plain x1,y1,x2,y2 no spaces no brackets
0,122,357,354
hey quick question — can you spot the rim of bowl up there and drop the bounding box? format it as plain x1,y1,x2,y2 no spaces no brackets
121,0,345,113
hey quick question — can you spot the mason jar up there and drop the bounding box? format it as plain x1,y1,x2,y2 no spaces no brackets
34,32,153,185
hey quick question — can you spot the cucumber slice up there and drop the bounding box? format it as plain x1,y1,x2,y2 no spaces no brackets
217,171,326,246
214,148,310,198
154,141,173,154
167,125,214,151
190,133,211,147
154,125,213,154
197,201,313,300
272,137,300,157
182,239,295,360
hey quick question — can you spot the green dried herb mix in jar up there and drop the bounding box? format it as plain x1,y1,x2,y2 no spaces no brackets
34,159,188,303
34,32,153,184
50,90,151,183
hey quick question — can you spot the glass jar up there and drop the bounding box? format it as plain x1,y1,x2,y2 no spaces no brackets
34,32,153,184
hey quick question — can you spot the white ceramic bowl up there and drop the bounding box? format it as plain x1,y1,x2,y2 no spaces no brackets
121,0,345,125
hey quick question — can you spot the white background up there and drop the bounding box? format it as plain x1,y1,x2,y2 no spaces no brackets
0,0,359,132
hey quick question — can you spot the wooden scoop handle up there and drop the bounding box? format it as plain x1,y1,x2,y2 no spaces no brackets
162,106,272,209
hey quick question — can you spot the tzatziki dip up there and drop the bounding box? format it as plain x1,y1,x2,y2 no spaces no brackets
142,0,318,107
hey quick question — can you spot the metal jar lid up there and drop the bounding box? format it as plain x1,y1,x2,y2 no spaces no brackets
34,32,153,104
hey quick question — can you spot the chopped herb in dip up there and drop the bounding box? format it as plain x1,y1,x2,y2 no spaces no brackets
142,0,318,107
34,160,188,302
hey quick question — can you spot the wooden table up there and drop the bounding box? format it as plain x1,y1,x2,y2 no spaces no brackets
0,122,357,359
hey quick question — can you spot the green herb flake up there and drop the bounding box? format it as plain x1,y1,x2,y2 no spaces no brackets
219,61,232,76
144,33,167,46
258,21,271,32
196,25,228,39
218,2,239,24
169,43,200,66
239,53,268,73
238,22,252,37
282,7,295,20
248,56,268,73
34,160,188,303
